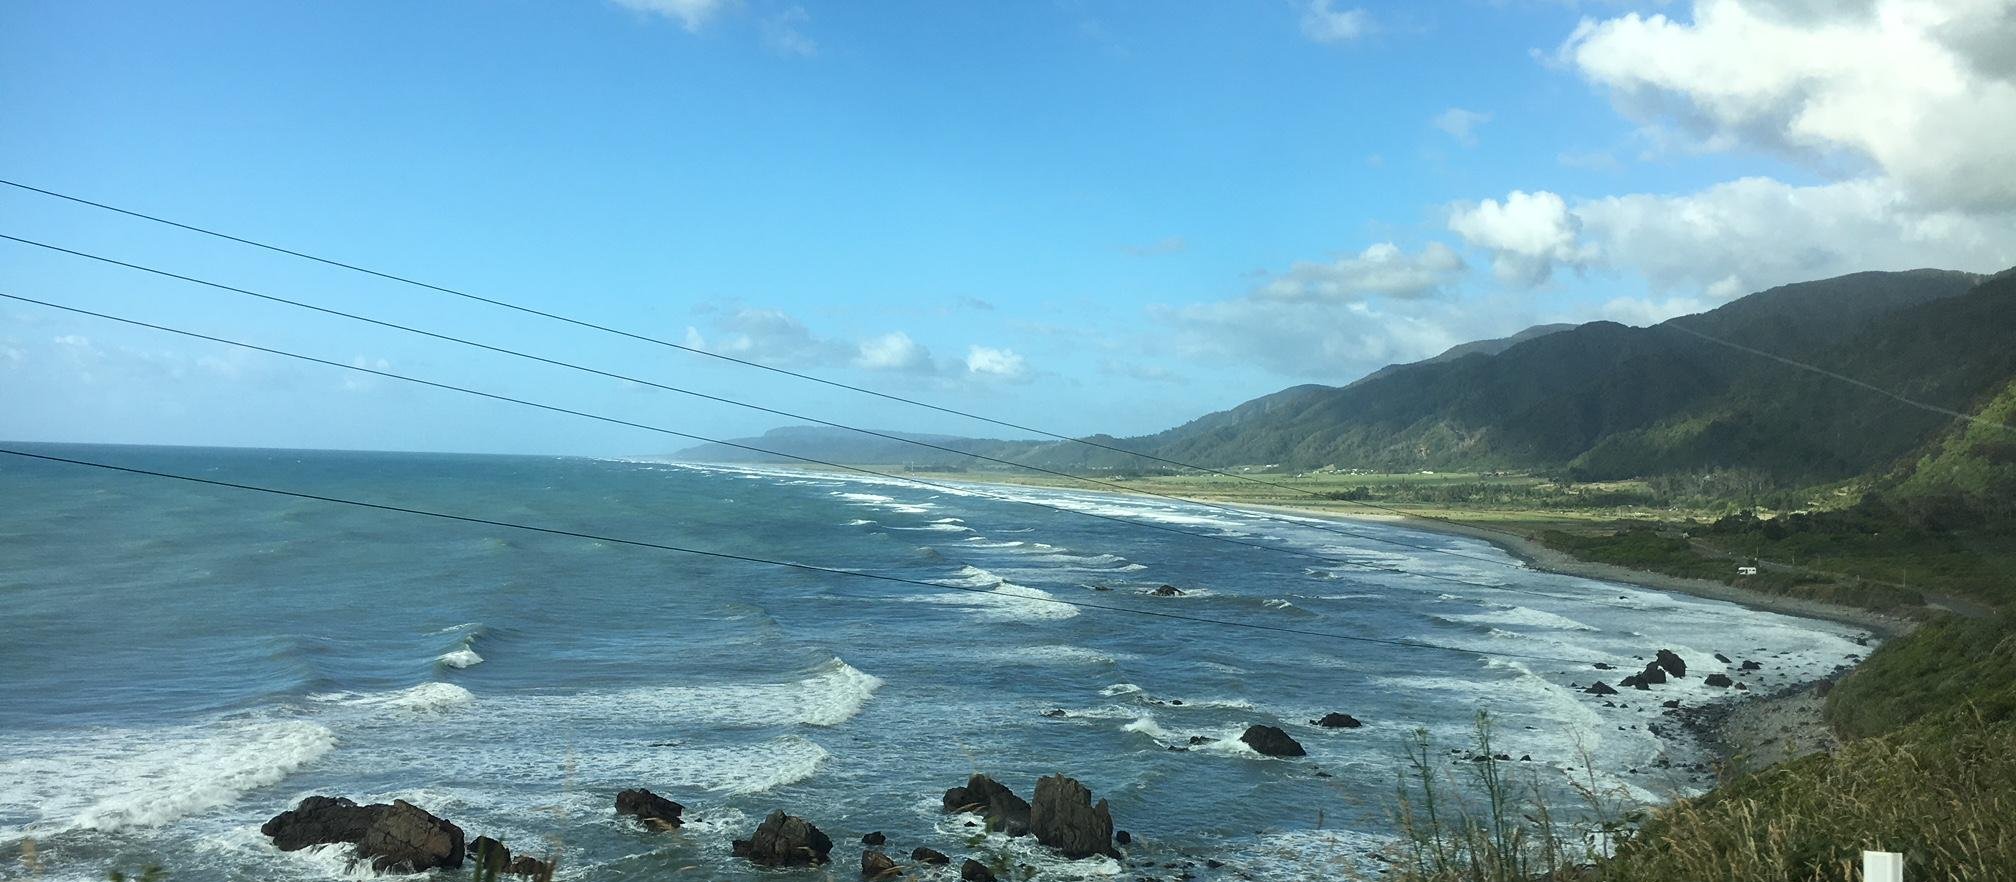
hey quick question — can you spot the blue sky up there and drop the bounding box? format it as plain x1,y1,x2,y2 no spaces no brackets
3,0,2012,454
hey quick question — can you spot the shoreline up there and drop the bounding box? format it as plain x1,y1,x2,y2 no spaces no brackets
1219,499,1913,639
672,461,1884,769
888,468,1900,770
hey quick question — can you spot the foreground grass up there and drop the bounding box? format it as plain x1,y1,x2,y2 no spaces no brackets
1393,708,2016,882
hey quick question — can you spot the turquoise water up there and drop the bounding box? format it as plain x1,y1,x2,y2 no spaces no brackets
0,444,1866,880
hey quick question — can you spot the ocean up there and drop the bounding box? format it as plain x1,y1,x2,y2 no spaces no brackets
0,444,1868,880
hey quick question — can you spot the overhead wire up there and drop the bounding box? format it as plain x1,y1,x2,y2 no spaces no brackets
0,231,1535,573
0,446,1615,667
0,177,1523,533
0,290,1658,614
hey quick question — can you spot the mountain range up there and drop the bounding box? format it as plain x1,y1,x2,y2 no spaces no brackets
675,266,2016,488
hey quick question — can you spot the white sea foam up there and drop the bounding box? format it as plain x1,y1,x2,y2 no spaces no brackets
313,682,477,713
0,719,336,835
907,566,1078,621
1099,683,1143,696
893,523,974,533
1449,605,1599,632
992,645,1124,666
648,736,833,795
553,658,884,728
438,647,484,668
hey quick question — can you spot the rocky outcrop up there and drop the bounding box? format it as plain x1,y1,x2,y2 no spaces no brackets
912,847,950,865
961,858,998,882
467,838,551,879
1740,660,1763,671
1029,774,1118,859
1311,713,1363,729
261,796,464,873
615,789,684,829
1239,725,1306,757
355,800,466,873
1583,681,1618,695
942,774,1031,836
261,796,384,852
733,810,833,866
1704,673,1734,688
862,849,900,878
1655,649,1687,678
1151,585,1184,596
862,831,886,846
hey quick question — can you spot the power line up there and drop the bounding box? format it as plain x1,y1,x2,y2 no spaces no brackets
0,231,1531,574
0,446,1613,667
4,290,1586,605
0,177,1509,532
1667,323,2016,433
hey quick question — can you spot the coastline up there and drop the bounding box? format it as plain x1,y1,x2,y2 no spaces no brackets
1221,499,1913,639
890,469,1899,769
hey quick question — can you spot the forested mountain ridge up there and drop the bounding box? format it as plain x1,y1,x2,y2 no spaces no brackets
677,267,2010,486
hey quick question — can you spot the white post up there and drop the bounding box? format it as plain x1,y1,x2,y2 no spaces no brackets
1863,851,1903,882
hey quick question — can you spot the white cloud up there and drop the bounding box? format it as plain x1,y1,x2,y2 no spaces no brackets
1576,175,2016,296
761,5,817,56
1453,176,2016,310
611,0,729,32
1156,294,1516,380
1432,108,1492,146
964,345,1028,380
1448,190,1599,285
683,306,851,367
1561,0,2016,211
854,331,933,372
1300,0,1371,43
1255,242,1467,302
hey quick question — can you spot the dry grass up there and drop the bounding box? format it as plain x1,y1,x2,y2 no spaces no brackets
1386,709,2016,882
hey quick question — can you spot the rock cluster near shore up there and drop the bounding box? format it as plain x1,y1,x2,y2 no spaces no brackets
265,773,1138,879
261,797,471,875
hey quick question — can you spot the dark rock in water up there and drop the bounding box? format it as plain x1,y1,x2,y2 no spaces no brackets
1151,584,1185,596
942,774,1031,837
862,831,886,846
1239,725,1306,757
1735,682,1749,691
507,855,553,878
862,849,900,879
615,789,684,829
1030,774,1118,859
1714,653,1732,664
1188,735,1209,745
1655,649,1687,678
1704,673,1734,688
1115,830,1132,846
961,858,998,882
355,800,466,873
1740,660,1763,671
912,847,950,865
732,810,833,866
1041,709,1067,718
261,796,385,851
1168,699,1183,705
1639,663,1668,685
1619,674,1647,690
1312,712,1363,729
1584,681,1618,695
1593,662,1615,670
1519,755,1531,762
1091,585,1113,591
468,836,511,873
1662,699,1681,709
